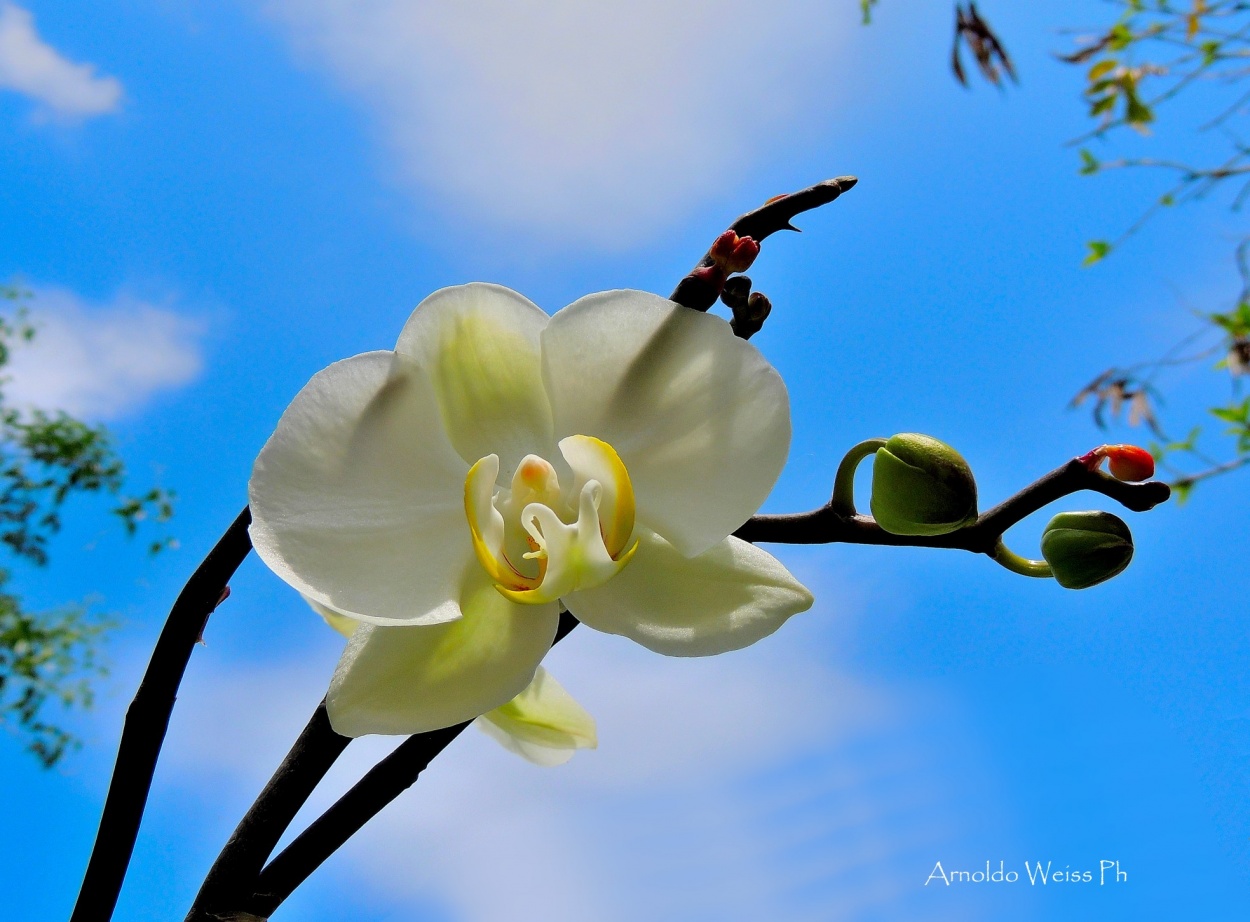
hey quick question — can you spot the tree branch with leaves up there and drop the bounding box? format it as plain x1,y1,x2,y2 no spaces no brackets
0,285,175,766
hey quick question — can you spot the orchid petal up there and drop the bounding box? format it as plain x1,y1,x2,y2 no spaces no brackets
542,290,790,557
475,666,597,766
326,562,560,736
305,595,358,639
249,352,474,626
563,528,813,656
395,283,555,479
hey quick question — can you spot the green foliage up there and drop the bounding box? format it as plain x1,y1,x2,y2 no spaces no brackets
0,581,110,767
862,2,1250,493
1210,397,1250,452
1083,240,1112,266
1058,1,1250,493
1209,301,1250,338
0,284,174,765
860,0,879,25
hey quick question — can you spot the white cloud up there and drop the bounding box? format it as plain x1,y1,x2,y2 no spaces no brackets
262,0,845,244
5,287,204,419
163,602,988,921
0,3,122,119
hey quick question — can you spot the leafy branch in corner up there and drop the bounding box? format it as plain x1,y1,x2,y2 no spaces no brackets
0,284,176,765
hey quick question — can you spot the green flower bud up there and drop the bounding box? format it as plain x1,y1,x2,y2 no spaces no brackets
1040,511,1134,590
869,433,978,536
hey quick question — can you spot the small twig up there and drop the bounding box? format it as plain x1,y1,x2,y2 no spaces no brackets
670,177,858,311
185,702,352,921
1095,157,1250,180
1171,453,1250,489
70,506,253,922
735,458,1170,551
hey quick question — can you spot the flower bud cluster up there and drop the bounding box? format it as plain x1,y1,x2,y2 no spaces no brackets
862,433,1139,590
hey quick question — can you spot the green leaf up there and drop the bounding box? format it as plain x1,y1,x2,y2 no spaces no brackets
1090,95,1117,117
1083,240,1112,266
1088,59,1118,81
1109,23,1135,51
1079,149,1101,175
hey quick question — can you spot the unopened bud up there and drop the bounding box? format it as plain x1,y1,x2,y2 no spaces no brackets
1079,444,1155,482
870,433,978,536
1041,510,1134,589
745,291,772,324
709,230,760,274
720,275,752,311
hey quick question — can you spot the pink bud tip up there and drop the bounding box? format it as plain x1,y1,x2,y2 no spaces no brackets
709,230,760,274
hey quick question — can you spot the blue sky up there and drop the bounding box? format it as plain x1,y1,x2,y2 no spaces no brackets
2,1,1248,919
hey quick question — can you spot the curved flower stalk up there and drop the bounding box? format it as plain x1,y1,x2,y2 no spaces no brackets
249,285,813,739
311,596,596,765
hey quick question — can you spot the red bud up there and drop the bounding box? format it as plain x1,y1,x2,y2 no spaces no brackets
1104,444,1155,482
1078,444,1155,482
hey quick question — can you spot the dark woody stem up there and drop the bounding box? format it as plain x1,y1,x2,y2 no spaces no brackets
215,461,1169,918
187,180,867,917
670,177,858,311
79,177,1172,922
188,611,582,921
735,457,1171,552
243,721,467,919
70,506,253,922
185,701,352,921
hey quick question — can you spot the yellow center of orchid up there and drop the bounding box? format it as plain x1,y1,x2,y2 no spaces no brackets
464,435,639,604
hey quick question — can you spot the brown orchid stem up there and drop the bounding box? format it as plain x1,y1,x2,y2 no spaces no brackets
243,720,468,918
189,611,581,920
70,506,253,922
185,701,352,921
734,457,1171,550
90,178,1171,922
210,460,1170,918
670,176,858,311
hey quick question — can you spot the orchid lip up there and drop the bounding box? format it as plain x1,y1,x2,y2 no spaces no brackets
464,435,639,604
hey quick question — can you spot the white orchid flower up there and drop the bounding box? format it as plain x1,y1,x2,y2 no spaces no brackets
311,595,595,765
249,284,813,739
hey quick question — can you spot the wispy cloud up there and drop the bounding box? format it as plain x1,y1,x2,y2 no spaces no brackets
0,3,122,119
262,0,844,245
5,287,204,419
